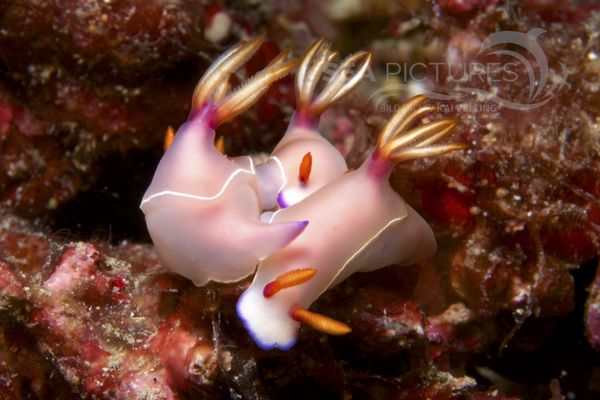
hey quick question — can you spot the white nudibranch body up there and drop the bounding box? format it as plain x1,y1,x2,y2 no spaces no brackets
140,112,308,286
237,95,464,350
255,40,371,210
255,115,348,209
140,36,307,286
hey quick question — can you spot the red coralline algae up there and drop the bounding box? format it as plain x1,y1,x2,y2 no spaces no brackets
0,0,211,79
389,7,600,323
437,0,500,15
0,211,539,399
0,213,223,398
0,1,295,217
587,262,600,353
0,86,86,216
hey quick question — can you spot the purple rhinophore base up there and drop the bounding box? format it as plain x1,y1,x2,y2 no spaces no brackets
277,191,289,208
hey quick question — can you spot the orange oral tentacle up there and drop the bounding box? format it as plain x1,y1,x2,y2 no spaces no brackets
263,268,317,298
290,307,352,336
215,135,225,154
298,152,312,183
163,126,175,152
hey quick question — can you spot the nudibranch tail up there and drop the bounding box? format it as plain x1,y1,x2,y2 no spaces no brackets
263,268,317,298
296,39,372,117
375,96,465,164
290,307,352,336
251,220,310,260
190,35,297,126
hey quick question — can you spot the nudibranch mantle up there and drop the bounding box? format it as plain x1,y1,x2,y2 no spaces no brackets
238,95,464,350
141,110,309,286
141,36,308,286
141,110,255,204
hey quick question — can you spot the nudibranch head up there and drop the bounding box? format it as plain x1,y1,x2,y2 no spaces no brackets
238,95,465,349
141,37,308,286
255,39,372,210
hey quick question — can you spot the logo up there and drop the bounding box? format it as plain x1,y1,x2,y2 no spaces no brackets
363,28,568,112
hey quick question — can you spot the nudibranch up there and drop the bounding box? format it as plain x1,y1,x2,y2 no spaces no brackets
237,95,465,349
140,36,310,286
254,39,372,210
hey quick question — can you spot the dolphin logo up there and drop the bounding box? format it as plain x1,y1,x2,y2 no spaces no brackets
370,28,567,111
477,28,550,101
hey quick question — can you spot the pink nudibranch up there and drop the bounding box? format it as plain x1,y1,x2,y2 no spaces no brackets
237,95,464,350
255,40,372,210
140,36,309,286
